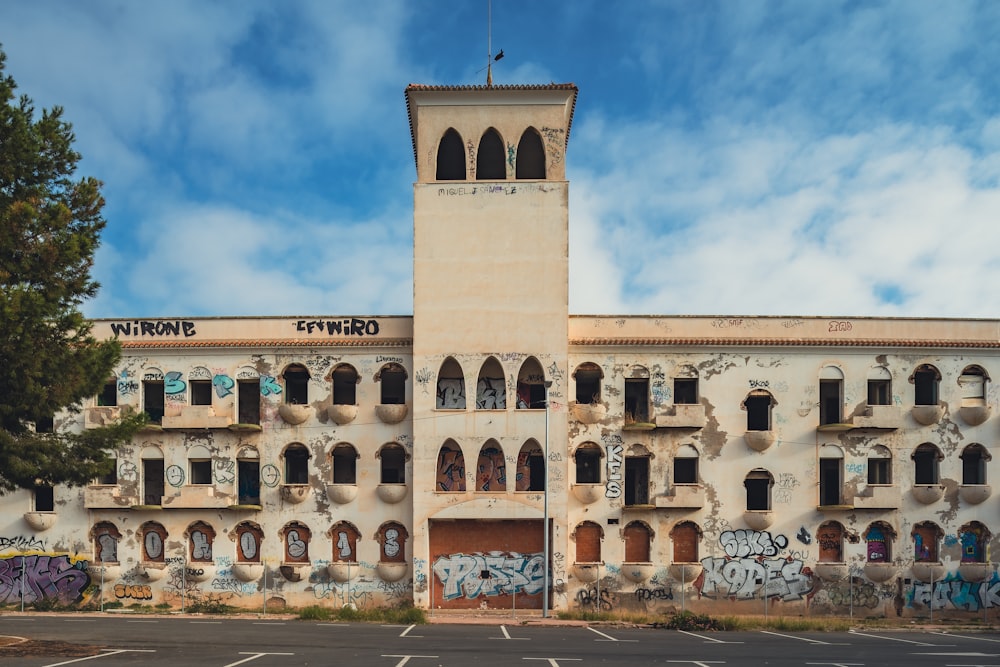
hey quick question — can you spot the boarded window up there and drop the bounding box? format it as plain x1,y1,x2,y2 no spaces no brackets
235,522,263,563
188,522,215,562
864,522,892,562
912,522,940,562
378,522,408,563
476,442,506,492
330,521,360,563
959,366,988,407
817,522,844,562
436,442,466,492
671,522,700,563
516,441,545,492
283,523,310,563
93,522,121,564
624,522,651,562
141,522,167,563
575,522,602,563
959,522,989,563
476,358,506,409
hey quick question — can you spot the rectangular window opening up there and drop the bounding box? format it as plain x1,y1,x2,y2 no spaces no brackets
98,381,118,407
674,458,697,485
143,380,165,424
381,372,406,405
142,459,165,506
190,459,212,485
868,458,891,485
238,460,260,505
34,485,54,512
238,380,261,425
819,459,842,506
190,380,213,406
867,380,891,406
624,457,650,505
674,378,698,405
819,380,842,425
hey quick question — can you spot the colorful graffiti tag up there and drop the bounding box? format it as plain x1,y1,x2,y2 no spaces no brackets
433,552,544,600
0,555,91,605
694,530,814,601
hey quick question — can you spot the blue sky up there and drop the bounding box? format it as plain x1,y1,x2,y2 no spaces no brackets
2,1,999,319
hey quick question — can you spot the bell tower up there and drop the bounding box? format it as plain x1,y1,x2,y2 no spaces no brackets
406,83,577,611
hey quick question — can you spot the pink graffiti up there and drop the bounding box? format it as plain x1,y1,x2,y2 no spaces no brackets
0,555,91,605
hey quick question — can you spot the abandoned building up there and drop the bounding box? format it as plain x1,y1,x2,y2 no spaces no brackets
2,82,999,619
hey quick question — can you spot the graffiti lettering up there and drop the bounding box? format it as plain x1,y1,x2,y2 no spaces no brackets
114,584,152,600
635,586,673,602
376,356,403,364
606,439,624,500
0,535,46,552
294,319,380,336
0,555,90,605
432,552,545,600
748,379,769,388
575,586,613,611
213,374,235,398
720,529,788,558
696,557,813,601
110,320,197,338
259,375,282,396
828,320,853,332
164,371,186,395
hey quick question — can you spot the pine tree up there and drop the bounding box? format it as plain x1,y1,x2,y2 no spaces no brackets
0,47,143,493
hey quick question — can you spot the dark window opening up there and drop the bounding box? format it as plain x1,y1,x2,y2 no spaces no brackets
674,378,698,405
575,364,601,404
237,460,260,505
516,128,546,179
35,415,54,433
436,128,465,180
476,128,505,180
283,365,309,405
528,452,545,491
868,379,891,406
913,444,939,484
745,393,772,431
624,457,650,506
98,381,117,407
380,446,406,484
34,485,54,512
332,366,358,405
575,446,601,484
238,379,260,425
819,459,842,506
190,459,212,485
674,458,698,485
868,457,891,485
819,379,842,425
332,445,357,484
191,379,212,406
143,381,164,424
98,460,118,485
142,459,164,506
284,446,310,485
625,378,649,423
744,471,772,511
913,523,939,562
380,365,406,405
913,366,939,406
961,445,988,485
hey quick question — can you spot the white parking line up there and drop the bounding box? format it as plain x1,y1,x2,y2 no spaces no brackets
678,630,742,644
849,630,941,646
382,654,438,666
399,623,423,638
585,626,638,642
190,621,223,624
492,625,529,640
43,649,155,667
932,632,1000,643
222,652,295,667
761,630,834,645
523,659,582,665
251,622,286,626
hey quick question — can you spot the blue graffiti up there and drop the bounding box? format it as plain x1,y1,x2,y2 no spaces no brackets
260,375,282,396
164,371,186,395
213,374,235,398
908,572,1000,611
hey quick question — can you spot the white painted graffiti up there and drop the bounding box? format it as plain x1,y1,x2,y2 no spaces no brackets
696,557,813,601
910,577,1000,611
605,435,623,499
0,535,46,553
433,552,545,600
719,529,789,558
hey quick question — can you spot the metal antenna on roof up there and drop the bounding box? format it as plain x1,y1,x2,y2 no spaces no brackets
486,0,504,86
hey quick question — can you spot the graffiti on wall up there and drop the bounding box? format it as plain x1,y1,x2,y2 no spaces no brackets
0,555,91,605
0,535,46,552
476,446,506,491
114,584,153,600
909,573,1000,611
694,530,813,601
432,552,544,600
436,445,465,492
476,377,506,409
603,434,624,499
719,529,789,558
437,378,466,409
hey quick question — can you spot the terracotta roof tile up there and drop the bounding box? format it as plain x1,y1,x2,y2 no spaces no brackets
121,338,412,350
569,337,1000,349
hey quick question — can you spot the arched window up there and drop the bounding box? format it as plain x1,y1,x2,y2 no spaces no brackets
187,521,215,563
817,521,844,563
376,363,407,405
515,357,547,409
670,521,702,563
476,357,506,409
515,440,544,491
379,443,406,484
92,522,121,564
189,366,213,406
624,366,650,424
142,367,165,424
867,366,892,406
574,521,603,563
911,364,940,406
331,364,358,406
141,445,165,506
476,440,506,492
743,390,775,431
234,521,264,563
961,443,990,485
819,366,844,426
625,444,651,506
624,521,652,563
436,128,465,180
436,440,466,492
819,444,844,506
436,357,466,409
188,444,212,485
476,127,505,180
515,127,545,179
283,364,310,405
912,521,941,562
673,366,699,405
744,469,773,511
283,443,310,485
237,367,261,425
959,521,990,563
959,365,989,407
331,443,358,484
867,445,892,485
912,443,941,484
574,363,603,405
141,521,168,563
237,446,260,505
282,522,311,564
377,522,408,563
864,522,894,562
574,442,602,484
674,444,699,485
329,521,360,562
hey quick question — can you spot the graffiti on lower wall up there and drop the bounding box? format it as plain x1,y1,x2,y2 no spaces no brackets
694,529,813,601
0,555,91,605
909,574,1000,611
433,552,544,600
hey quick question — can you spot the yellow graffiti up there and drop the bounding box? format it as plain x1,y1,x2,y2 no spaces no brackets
114,584,153,600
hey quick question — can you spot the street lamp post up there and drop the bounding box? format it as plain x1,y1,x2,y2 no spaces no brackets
542,380,553,618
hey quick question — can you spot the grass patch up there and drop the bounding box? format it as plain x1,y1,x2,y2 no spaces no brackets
297,604,426,624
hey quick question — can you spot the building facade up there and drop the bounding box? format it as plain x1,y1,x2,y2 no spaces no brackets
2,83,999,619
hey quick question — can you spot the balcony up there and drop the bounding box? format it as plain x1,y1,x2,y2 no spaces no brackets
853,485,900,510
327,404,358,425
161,485,235,509
84,406,122,429
326,483,358,504
84,485,139,509
863,562,897,583
571,484,603,504
911,404,945,426
377,483,408,504
852,405,901,430
959,484,991,505
743,510,774,530
375,404,408,424
911,484,944,504
654,404,706,429
280,484,311,504
654,484,705,509
959,404,991,427
744,430,775,452
278,403,312,425
23,512,57,531
571,402,606,425
161,405,232,430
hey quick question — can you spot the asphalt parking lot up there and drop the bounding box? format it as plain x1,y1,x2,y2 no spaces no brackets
3,614,1000,666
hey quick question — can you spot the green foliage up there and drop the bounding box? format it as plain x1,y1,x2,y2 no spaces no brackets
296,604,427,624
0,46,142,492
657,611,726,631
186,595,238,615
